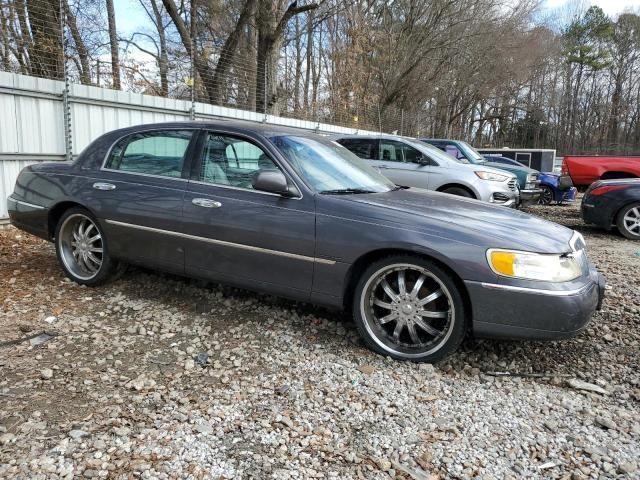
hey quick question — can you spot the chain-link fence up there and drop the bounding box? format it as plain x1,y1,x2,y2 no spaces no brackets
0,0,417,147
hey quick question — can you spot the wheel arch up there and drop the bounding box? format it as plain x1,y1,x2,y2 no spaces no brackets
614,199,640,225
435,183,477,199
342,247,472,329
47,201,94,240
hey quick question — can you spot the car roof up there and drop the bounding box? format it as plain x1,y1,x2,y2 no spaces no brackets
332,134,416,141
103,119,325,139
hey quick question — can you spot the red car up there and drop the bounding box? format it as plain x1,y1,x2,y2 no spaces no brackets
562,155,640,187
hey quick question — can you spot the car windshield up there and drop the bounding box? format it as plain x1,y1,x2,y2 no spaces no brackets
270,135,396,194
456,140,485,164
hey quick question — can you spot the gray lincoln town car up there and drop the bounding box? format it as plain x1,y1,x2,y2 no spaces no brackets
7,121,605,362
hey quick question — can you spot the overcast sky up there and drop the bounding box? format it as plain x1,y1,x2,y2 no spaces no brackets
112,0,640,39
543,0,640,18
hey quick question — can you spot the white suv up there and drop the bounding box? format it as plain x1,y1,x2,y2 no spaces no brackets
335,135,520,207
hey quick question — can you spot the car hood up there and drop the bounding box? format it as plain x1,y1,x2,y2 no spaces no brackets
459,162,517,178
481,162,538,181
482,161,538,174
340,188,575,253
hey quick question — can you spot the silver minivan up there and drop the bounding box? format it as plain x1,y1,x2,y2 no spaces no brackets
335,135,520,207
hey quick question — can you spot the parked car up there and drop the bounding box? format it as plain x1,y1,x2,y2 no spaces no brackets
335,135,520,207
422,139,542,204
537,172,577,205
8,121,604,362
581,178,640,240
483,155,543,199
483,155,575,205
563,155,640,187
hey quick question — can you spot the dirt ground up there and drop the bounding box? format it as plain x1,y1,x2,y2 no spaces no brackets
0,198,638,479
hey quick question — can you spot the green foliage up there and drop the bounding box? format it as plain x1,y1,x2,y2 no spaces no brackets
563,6,613,71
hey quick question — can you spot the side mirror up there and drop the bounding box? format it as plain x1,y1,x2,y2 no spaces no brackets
252,170,298,197
415,154,430,166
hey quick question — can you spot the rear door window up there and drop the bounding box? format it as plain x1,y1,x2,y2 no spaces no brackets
337,138,377,159
106,130,193,178
379,140,422,163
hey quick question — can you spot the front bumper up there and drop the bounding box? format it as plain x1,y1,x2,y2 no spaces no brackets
519,188,543,204
466,267,604,340
477,182,519,208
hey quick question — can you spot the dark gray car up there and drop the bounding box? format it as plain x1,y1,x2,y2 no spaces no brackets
7,121,605,362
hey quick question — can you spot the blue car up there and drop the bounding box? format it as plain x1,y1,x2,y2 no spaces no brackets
483,155,576,205
538,172,577,205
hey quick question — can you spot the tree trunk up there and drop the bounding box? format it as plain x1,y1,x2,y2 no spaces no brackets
255,0,318,114
162,0,221,103
608,69,624,147
149,0,168,96
303,10,313,114
211,0,257,104
106,0,121,89
292,15,302,112
25,0,63,79
245,21,257,110
63,0,90,84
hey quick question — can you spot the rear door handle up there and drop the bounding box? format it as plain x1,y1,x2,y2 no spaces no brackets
93,182,116,190
192,198,222,208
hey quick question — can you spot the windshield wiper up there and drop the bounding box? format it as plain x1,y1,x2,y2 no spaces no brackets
320,188,377,195
391,185,409,191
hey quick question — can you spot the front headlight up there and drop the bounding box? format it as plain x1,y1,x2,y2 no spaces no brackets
526,173,538,182
487,249,584,282
475,171,510,182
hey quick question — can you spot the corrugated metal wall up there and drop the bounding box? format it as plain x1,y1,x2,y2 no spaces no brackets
0,72,379,220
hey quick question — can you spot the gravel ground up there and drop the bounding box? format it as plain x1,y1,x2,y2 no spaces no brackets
0,199,639,480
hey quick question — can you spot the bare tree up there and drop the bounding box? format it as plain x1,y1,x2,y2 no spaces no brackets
106,0,121,89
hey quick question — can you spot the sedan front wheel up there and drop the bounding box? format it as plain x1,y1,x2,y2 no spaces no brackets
353,255,466,362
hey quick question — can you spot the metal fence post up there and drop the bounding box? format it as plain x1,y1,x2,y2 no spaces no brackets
60,0,72,161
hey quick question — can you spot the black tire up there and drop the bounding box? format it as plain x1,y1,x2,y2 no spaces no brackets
442,186,473,198
616,202,640,240
538,185,554,205
54,207,124,286
352,255,466,362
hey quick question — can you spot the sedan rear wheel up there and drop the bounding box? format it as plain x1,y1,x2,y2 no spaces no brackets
55,207,122,285
353,255,466,362
617,202,640,240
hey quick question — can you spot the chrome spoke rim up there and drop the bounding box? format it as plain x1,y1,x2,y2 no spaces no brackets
363,264,454,356
59,214,104,280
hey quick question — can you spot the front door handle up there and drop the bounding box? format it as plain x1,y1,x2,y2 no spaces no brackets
192,198,222,208
93,182,116,191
